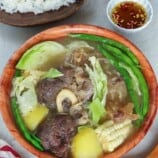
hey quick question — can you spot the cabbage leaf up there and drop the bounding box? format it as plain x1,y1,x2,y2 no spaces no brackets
85,56,108,124
11,68,63,116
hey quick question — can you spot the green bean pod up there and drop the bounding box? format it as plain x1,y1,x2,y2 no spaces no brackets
97,45,141,115
103,44,136,66
102,44,149,116
11,97,44,151
70,33,139,65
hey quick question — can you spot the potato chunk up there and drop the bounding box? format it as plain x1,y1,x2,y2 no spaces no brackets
23,105,49,131
71,127,103,158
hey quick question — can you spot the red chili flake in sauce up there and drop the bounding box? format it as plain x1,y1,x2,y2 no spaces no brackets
111,1,147,29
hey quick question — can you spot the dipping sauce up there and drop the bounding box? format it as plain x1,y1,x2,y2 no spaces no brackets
111,1,147,29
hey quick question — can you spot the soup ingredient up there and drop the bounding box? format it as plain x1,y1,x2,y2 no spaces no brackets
70,107,89,125
66,47,89,67
108,102,138,123
23,105,49,131
36,78,65,110
66,40,94,52
42,68,63,79
95,119,133,152
85,56,107,123
85,56,108,105
11,97,44,151
88,98,106,124
101,44,149,117
98,45,149,124
103,44,141,96
11,70,44,116
37,114,77,158
0,0,76,14
70,33,139,65
107,76,127,106
71,127,103,158
71,33,148,124
111,1,147,29
56,88,78,113
11,70,50,130
36,66,93,111
16,41,67,71
11,68,63,131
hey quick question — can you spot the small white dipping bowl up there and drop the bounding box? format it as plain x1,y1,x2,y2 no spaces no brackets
106,0,153,33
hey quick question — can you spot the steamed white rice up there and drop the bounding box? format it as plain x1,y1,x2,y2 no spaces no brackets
0,0,76,14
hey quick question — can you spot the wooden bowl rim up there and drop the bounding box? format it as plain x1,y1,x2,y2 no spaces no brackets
0,24,157,158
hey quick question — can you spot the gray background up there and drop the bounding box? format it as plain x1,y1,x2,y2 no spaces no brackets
0,0,158,157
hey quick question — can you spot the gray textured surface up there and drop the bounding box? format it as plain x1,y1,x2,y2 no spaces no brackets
0,0,158,157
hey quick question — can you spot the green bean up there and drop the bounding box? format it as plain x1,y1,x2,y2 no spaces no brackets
97,45,141,117
70,33,139,65
11,97,44,151
103,44,136,66
14,70,21,77
71,33,149,122
102,44,149,116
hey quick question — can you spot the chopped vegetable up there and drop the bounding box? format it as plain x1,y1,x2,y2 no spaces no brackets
70,33,149,124
42,68,63,79
85,56,107,124
95,119,134,152
88,98,105,124
70,33,139,65
119,62,141,96
16,41,67,71
97,45,149,125
71,127,103,158
85,56,108,104
23,104,49,131
11,97,44,151
12,68,63,116
11,70,44,116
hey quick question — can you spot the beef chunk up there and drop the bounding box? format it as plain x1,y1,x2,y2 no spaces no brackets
36,78,65,110
37,114,77,158
36,67,93,110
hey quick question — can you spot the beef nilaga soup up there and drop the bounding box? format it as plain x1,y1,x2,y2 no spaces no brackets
11,34,149,158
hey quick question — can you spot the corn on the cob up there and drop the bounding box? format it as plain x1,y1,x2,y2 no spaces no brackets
95,119,134,152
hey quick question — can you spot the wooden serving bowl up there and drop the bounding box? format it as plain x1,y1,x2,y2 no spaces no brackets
0,24,157,158
0,0,84,26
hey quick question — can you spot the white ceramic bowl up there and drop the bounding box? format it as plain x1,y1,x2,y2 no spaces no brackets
106,0,153,33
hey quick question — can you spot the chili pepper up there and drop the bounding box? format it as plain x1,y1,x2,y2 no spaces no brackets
11,97,44,151
97,45,148,122
69,33,139,65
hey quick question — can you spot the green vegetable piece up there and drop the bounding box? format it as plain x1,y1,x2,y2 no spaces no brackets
97,45,149,124
89,98,106,124
102,44,149,116
103,44,137,67
70,33,139,65
85,56,108,105
16,41,67,71
85,56,107,124
11,97,44,151
42,68,63,79
14,70,21,77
